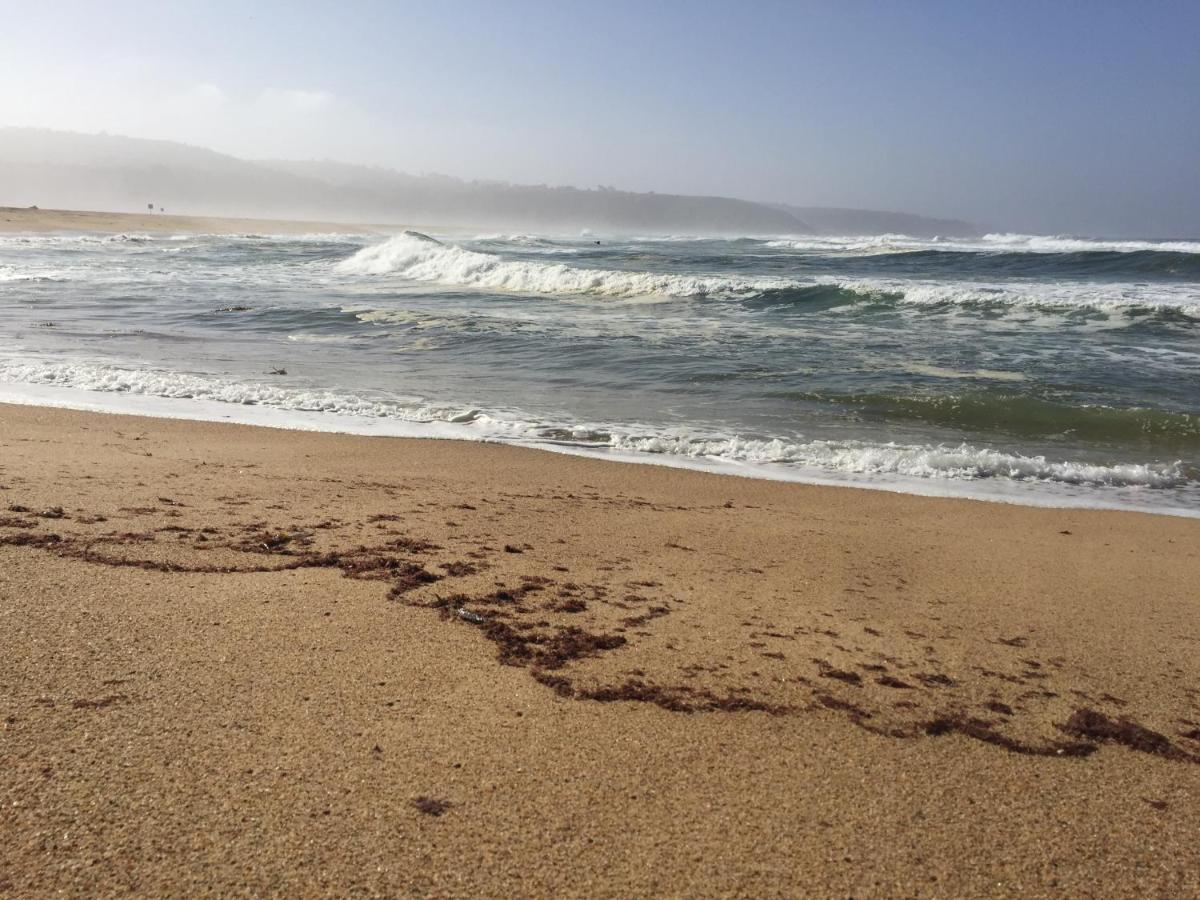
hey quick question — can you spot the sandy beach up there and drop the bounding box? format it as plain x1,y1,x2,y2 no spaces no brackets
0,206,388,236
1,401,1198,895
6,0,1198,890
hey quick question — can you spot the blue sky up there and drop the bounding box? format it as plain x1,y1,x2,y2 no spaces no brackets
2,0,1198,235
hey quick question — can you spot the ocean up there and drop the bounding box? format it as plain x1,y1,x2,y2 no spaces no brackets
1,228,1198,515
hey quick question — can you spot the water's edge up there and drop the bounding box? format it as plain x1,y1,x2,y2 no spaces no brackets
3,381,1194,520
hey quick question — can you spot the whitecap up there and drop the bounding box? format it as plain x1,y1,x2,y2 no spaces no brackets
336,232,796,299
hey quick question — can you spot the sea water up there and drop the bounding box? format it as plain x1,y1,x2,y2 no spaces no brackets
1,229,1197,514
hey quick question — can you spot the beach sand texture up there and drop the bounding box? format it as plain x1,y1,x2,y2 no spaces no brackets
2,402,1199,895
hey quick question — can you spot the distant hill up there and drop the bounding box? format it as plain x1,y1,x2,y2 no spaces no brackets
264,157,810,234
0,128,808,235
0,129,980,236
772,204,981,238
0,128,352,222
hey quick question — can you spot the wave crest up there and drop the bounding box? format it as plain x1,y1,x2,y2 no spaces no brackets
337,232,791,299
980,233,1200,255
335,235,1200,318
823,277,1200,320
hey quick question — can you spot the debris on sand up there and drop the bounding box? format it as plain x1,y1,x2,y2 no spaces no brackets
411,796,451,816
1061,708,1194,761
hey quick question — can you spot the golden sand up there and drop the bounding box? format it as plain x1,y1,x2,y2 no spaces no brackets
1,402,1198,895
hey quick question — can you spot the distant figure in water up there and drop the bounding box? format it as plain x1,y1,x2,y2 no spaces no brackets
594,240,601,245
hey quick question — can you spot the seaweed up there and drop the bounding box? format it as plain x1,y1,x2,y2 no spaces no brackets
411,796,451,816
1060,708,1195,761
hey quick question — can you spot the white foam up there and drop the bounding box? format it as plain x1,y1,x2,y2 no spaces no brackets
336,232,795,299
903,363,1027,382
0,263,71,283
765,234,936,254
825,277,1200,319
980,233,1200,255
0,361,474,424
0,231,359,247
285,331,390,344
333,234,1200,318
470,233,571,249
767,232,1200,255
605,433,1182,489
0,233,153,246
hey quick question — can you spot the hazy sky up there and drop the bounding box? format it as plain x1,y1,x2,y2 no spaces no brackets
2,1,1198,235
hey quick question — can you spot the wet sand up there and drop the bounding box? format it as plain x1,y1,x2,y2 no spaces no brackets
1,402,1198,896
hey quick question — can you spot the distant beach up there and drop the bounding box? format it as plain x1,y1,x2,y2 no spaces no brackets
0,205,385,236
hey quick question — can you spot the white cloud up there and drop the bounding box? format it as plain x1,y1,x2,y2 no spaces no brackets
260,88,335,112
185,82,227,106
0,60,390,166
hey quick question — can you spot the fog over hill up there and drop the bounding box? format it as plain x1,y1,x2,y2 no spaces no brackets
264,157,808,234
772,204,980,238
0,128,979,236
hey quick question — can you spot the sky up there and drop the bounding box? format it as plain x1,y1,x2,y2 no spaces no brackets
1,0,1198,236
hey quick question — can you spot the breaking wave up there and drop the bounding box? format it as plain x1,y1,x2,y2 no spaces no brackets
337,231,795,299
979,233,1200,255
766,233,1200,255
606,433,1185,489
825,278,1200,320
764,234,1200,278
335,234,1200,319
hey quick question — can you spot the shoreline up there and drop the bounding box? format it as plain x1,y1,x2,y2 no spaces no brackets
4,209,1193,522
2,402,1199,894
1,379,1195,520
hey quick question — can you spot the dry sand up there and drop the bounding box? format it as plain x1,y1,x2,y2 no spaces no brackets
0,206,388,236
1,402,1198,896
